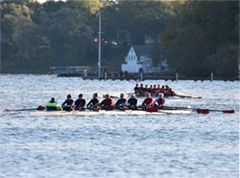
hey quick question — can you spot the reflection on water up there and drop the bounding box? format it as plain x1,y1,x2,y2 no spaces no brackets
0,74,239,178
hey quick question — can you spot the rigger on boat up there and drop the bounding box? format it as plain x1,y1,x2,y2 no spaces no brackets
3,92,235,115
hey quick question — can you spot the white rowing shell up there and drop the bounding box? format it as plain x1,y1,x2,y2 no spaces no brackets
30,109,192,116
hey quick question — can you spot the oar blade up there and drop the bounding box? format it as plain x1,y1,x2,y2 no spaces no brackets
222,110,234,114
145,107,158,112
197,109,209,114
102,95,118,98
3,109,12,112
37,106,45,111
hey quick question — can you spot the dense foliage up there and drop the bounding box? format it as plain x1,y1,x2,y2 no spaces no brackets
1,0,239,77
159,1,239,77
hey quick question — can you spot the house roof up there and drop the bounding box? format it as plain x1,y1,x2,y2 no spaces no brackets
132,45,151,58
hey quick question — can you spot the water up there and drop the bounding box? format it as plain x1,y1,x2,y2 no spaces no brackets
0,74,239,178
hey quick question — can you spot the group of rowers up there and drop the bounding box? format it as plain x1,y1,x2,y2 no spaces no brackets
45,92,166,111
134,83,177,96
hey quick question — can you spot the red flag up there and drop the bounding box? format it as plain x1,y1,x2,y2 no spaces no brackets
94,36,98,45
101,37,104,43
96,10,100,17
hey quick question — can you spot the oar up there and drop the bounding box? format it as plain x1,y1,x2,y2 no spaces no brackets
176,95,202,99
3,105,45,112
102,95,119,98
164,106,234,114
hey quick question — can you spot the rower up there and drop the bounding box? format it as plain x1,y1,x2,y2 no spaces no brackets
139,83,145,96
87,93,99,111
147,84,153,93
141,92,154,110
62,93,74,111
144,84,148,95
127,93,138,110
154,93,166,109
134,83,139,94
167,88,177,97
157,84,161,95
74,94,86,111
115,93,127,110
152,84,158,96
100,94,115,110
161,85,167,95
46,98,61,111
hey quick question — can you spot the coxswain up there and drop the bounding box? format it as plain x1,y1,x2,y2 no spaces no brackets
139,83,145,96
141,92,154,110
62,93,74,111
115,93,127,110
100,94,115,110
134,83,140,94
154,93,166,109
74,94,86,111
167,88,177,97
46,98,61,111
87,93,99,110
127,93,138,110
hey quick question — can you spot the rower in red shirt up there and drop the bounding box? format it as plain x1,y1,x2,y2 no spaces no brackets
166,88,177,97
156,84,161,95
162,85,169,95
141,92,154,110
100,94,115,110
148,84,153,93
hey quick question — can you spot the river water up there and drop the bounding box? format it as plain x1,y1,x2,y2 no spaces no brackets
0,74,239,178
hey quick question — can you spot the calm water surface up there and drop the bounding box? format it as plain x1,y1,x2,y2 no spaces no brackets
0,74,239,178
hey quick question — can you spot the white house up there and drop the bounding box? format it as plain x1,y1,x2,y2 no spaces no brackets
121,45,168,73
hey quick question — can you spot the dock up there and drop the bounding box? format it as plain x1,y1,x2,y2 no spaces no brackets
57,74,238,81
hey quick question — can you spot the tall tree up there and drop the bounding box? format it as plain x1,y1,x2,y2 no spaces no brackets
40,8,95,66
3,3,39,73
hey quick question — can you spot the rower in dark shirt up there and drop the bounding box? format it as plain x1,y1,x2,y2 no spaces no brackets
62,93,74,111
115,93,127,110
87,93,99,110
134,83,139,94
127,93,138,110
138,83,145,96
74,94,86,111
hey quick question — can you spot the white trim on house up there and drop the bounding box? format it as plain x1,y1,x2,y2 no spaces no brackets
121,45,169,73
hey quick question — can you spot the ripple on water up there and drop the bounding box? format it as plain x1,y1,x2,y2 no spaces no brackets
0,74,239,178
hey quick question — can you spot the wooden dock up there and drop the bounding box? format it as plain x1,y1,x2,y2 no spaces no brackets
57,74,238,81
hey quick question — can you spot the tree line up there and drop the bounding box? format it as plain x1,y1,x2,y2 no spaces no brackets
1,0,239,77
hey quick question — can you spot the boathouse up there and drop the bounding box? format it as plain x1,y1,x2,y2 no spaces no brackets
121,45,168,73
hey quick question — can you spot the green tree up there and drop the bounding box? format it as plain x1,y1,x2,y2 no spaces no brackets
3,3,39,73
203,45,238,77
40,8,95,66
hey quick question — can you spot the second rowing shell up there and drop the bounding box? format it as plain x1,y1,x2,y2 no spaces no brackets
30,109,193,116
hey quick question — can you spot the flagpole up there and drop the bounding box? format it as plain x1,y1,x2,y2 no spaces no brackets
98,7,101,78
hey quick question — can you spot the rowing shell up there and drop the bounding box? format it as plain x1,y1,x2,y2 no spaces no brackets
30,109,192,116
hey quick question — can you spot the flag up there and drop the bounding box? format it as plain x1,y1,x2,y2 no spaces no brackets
101,37,104,43
94,36,98,45
96,10,101,17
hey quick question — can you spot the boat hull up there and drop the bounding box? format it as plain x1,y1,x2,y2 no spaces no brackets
30,109,192,116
